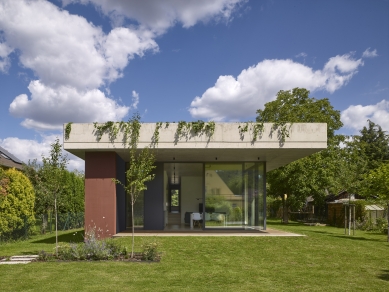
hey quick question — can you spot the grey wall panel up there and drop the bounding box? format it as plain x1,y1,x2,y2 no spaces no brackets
144,163,164,230
116,154,126,233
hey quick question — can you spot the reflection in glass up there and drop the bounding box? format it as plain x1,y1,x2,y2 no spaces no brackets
205,163,243,228
204,163,264,229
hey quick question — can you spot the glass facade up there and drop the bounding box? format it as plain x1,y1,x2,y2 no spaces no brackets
204,162,265,230
128,162,266,230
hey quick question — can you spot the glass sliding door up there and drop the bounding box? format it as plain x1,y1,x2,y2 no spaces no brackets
204,162,265,230
244,163,265,229
204,163,243,228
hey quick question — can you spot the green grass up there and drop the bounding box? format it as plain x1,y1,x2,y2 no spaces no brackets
1,220,388,291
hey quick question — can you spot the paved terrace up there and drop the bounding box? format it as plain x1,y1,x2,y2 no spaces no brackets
113,228,304,237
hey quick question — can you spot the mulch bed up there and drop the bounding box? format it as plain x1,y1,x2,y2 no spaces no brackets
32,252,161,263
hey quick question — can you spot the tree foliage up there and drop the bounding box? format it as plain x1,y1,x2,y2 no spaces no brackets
362,163,389,202
0,168,35,240
23,159,84,215
359,120,389,170
256,88,343,140
258,88,344,215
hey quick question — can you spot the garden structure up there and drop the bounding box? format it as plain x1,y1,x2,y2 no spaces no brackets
63,122,327,238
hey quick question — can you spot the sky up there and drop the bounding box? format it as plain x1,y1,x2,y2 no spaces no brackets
0,0,388,171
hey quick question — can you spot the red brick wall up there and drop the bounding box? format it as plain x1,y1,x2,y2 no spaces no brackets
85,152,117,238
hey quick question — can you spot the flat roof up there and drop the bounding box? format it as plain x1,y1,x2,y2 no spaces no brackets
63,122,327,171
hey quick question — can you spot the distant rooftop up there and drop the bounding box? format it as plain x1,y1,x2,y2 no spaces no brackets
0,146,24,170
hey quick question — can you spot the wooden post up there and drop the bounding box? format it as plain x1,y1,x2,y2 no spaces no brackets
353,205,355,236
344,205,347,235
387,202,389,242
348,204,351,236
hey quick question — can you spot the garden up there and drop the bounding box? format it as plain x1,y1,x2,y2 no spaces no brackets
0,219,388,291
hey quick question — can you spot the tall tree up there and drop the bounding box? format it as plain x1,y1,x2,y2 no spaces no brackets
256,88,343,222
113,113,156,258
359,120,389,170
256,87,343,140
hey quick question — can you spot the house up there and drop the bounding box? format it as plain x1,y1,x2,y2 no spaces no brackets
326,190,387,226
63,122,327,237
0,146,23,170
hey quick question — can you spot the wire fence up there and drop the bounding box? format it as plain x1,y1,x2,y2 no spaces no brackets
0,212,84,242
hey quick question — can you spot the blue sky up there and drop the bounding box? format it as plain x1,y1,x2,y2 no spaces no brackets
0,0,388,170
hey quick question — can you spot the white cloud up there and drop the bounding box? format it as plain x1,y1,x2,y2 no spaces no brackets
0,135,84,172
63,0,246,34
0,0,157,89
362,48,378,58
0,0,157,130
295,52,307,58
9,80,129,131
189,52,364,121
131,91,139,109
341,100,389,133
0,41,12,72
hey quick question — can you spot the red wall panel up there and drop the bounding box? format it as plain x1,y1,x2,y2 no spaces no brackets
85,152,117,238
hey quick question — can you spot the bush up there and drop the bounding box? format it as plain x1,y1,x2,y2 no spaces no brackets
375,217,388,234
356,216,388,233
56,227,126,261
0,168,35,241
141,239,160,261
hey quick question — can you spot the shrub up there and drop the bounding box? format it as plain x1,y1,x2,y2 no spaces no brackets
141,239,160,261
55,227,126,261
0,168,35,241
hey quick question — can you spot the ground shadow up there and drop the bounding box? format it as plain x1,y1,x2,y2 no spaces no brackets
32,231,84,244
378,270,389,281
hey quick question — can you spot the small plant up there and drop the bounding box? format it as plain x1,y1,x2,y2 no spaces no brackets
252,122,264,142
238,122,249,137
152,122,163,145
38,250,50,261
141,238,160,261
204,121,215,136
375,217,388,234
64,122,72,140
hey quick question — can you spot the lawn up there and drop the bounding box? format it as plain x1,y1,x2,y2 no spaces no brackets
0,220,388,291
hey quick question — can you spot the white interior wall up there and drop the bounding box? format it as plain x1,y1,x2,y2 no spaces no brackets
181,176,203,223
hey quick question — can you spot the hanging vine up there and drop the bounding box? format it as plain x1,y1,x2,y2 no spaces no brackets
151,122,163,145
237,121,265,142
64,122,73,140
175,120,215,139
90,119,291,145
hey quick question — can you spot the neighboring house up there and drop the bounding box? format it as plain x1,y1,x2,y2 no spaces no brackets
64,122,327,237
0,146,23,170
326,190,386,226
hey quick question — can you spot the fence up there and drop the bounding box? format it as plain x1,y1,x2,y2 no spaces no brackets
0,212,84,242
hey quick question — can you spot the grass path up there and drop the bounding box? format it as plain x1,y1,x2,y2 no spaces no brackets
1,220,388,291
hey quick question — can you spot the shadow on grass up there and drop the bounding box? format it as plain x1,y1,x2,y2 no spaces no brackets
32,230,84,244
378,270,389,281
267,221,303,227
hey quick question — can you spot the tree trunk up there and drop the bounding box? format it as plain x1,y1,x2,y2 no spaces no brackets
55,196,58,257
387,202,389,243
131,197,135,258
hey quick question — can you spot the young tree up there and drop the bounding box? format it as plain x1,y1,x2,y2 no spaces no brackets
40,138,68,255
114,113,156,258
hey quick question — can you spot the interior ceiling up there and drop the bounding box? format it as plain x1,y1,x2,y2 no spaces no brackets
164,163,203,180
66,147,322,172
